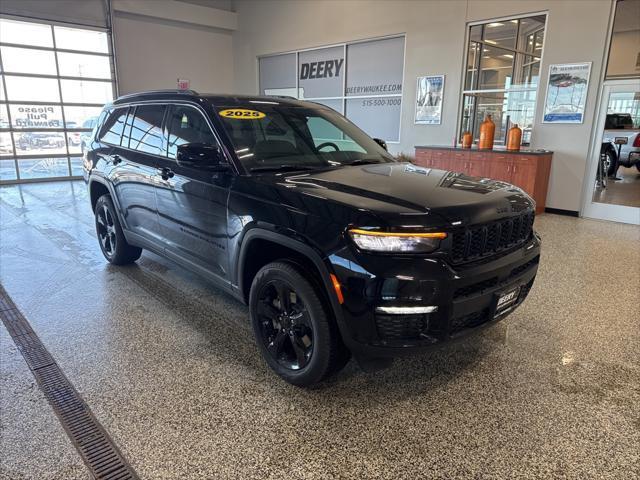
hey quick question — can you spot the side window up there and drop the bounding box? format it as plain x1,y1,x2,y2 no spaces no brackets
167,105,218,159
129,104,166,155
98,107,128,145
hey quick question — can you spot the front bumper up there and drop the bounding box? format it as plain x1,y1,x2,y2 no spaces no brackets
330,233,541,358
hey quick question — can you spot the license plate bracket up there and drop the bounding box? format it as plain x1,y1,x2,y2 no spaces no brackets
494,286,521,317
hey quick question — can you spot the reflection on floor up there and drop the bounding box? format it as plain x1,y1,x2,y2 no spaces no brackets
592,165,640,207
1,181,639,479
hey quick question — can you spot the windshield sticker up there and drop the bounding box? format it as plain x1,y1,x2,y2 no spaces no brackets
219,109,266,120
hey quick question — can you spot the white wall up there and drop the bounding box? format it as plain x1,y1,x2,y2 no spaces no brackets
232,0,615,212
113,12,234,95
608,30,640,77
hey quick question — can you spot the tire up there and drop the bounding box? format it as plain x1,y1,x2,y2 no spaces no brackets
249,261,344,386
605,150,617,176
94,194,142,265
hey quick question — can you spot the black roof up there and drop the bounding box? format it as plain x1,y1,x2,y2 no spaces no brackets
111,90,312,108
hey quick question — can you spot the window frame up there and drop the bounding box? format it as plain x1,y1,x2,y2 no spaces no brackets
0,15,116,184
458,12,548,147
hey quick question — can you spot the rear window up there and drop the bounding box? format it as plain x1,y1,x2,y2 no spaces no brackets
98,107,128,145
128,105,166,155
605,114,633,129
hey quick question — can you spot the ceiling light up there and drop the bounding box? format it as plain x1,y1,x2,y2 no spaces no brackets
487,22,504,28
484,39,497,45
510,20,518,24
502,54,514,58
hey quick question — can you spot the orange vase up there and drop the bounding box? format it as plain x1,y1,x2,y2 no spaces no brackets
461,131,473,149
506,123,522,151
478,115,495,150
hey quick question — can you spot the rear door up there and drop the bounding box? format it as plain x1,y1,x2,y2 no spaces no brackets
109,104,165,244
154,103,231,281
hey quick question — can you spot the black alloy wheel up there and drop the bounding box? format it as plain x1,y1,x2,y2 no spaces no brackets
256,279,314,370
96,202,117,258
249,261,346,386
94,194,142,265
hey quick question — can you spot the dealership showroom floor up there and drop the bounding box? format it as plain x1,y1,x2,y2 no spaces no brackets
1,182,639,479
2,0,640,479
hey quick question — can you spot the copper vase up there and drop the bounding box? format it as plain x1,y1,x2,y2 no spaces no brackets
478,115,495,150
461,131,473,149
506,123,522,151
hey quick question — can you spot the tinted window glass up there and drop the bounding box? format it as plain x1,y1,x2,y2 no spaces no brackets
121,108,135,147
99,107,128,145
167,106,218,159
129,105,166,155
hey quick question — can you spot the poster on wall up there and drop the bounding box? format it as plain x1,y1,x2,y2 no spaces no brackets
415,75,444,125
542,62,592,124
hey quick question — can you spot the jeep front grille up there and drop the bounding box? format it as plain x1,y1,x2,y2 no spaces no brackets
450,211,535,264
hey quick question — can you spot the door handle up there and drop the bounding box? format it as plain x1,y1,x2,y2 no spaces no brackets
157,166,174,180
111,154,122,165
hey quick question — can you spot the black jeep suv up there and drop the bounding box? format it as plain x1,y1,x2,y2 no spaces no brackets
84,90,540,386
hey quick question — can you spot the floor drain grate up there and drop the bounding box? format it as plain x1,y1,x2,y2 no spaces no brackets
0,285,140,480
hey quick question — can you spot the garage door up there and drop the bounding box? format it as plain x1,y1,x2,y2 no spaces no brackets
0,17,116,183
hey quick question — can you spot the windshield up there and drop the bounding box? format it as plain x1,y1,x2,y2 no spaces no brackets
214,102,395,172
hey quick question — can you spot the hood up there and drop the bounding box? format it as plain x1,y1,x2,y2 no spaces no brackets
257,162,534,227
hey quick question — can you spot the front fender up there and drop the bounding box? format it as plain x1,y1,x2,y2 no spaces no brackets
235,227,345,326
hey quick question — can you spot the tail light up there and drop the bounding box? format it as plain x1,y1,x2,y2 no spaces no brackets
633,134,640,148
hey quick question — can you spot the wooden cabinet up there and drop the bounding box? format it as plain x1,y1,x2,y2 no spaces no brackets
448,150,467,172
487,154,512,183
414,146,553,214
511,156,537,194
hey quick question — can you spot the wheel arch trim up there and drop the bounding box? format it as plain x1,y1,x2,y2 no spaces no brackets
88,176,129,231
237,228,344,325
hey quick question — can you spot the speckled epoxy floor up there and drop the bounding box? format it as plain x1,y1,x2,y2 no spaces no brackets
1,181,639,480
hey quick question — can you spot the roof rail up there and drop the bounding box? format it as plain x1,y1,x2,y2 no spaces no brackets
116,89,200,100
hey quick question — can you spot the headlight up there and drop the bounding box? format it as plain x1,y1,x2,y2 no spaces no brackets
348,228,447,253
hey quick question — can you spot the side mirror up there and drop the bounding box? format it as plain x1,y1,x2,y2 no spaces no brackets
373,138,388,151
176,143,229,170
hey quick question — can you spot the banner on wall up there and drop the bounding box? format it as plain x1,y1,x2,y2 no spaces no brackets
414,75,444,125
542,62,592,124
298,46,345,99
258,36,405,141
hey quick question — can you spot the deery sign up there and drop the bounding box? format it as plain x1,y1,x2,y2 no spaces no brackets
299,59,344,80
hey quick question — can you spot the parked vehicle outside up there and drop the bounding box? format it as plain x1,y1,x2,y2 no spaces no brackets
80,116,99,152
601,113,640,175
84,91,541,386
16,132,66,151
0,133,12,154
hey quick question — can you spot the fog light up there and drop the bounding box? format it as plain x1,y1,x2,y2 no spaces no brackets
375,306,438,315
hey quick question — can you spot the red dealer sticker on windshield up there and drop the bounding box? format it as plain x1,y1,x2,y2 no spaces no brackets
219,109,265,119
